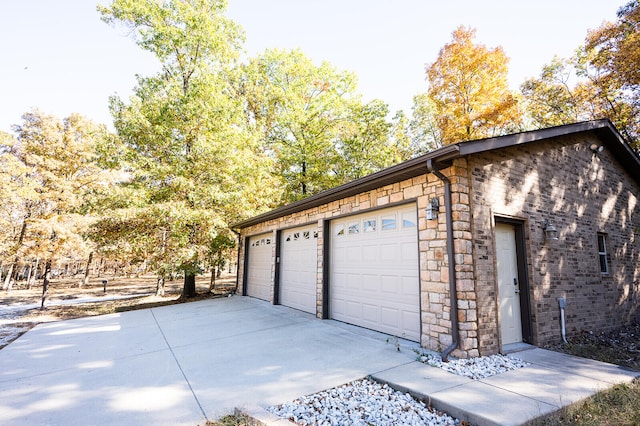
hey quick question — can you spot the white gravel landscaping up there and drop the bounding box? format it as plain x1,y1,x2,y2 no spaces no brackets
267,379,460,425
416,351,530,380
267,353,531,425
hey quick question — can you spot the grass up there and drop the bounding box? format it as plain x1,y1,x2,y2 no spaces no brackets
205,411,263,426
528,378,640,425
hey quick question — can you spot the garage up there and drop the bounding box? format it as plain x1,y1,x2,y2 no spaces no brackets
330,204,420,341
278,225,319,314
245,233,273,301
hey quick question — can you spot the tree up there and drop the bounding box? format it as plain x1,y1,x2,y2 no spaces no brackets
408,93,444,153
206,232,235,291
520,2,639,150
520,56,591,128
2,111,111,301
238,48,401,202
239,49,352,201
584,0,640,147
99,0,277,297
335,99,399,182
421,26,522,145
587,1,640,94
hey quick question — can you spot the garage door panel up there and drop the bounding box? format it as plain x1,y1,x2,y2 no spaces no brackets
246,233,274,301
279,225,318,314
346,246,361,262
380,243,398,261
330,205,420,341
399,277,414,296
401,242,418,261
381,308,400,327
362,275,379,292
363,306,380,323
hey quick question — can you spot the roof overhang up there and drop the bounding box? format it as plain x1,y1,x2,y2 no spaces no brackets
233,119,640,229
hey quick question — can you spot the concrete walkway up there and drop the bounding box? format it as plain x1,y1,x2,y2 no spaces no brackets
0,296,637,426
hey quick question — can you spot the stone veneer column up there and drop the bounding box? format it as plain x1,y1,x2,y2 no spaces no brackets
419,159,478,358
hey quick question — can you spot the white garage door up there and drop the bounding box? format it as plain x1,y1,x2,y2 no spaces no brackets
279,225,319,314
246,233,273,301
330,205,420,341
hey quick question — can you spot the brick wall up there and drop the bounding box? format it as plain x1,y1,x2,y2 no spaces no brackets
470,133,640,352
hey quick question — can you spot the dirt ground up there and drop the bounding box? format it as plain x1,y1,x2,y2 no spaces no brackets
0,273,237,349
544,323,640,372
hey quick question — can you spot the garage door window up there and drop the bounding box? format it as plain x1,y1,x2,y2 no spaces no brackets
348,222,360,234
335,224,345,236
402,213,417,228
252,238,272,247
381,215,396,230
364,219,376,232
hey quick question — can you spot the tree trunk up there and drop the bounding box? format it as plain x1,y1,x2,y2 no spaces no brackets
4,215,29,291
183,273,196,299
156,276,165,296
6,265,15,292
28,258,39,289
25,263,33,288
301,160,307,195
41,259,52,310
209,267,216,292
3,263,14,291
81,252,93,288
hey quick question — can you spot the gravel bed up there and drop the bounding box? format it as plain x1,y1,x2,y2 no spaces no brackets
267,353,530,425
416,351,530,380
267,379,460,425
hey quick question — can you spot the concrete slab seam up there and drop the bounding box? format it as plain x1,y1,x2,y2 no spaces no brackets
370,360,424,377
150,308,209,422
474,379,561,409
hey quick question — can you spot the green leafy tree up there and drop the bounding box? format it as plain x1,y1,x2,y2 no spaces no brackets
206,232,235,291
409,93,444,153
99,0,277,297
520,56,589,128
239,49,353,201
238,48,401,202
336,99,398,181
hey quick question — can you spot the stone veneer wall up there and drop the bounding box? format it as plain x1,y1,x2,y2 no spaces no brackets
237,159,479,358
469,133,640,353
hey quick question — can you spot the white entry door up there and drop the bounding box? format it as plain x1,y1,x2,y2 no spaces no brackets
279,225,319,314
495,223,523,345
330,205,420,341
246,233,274,301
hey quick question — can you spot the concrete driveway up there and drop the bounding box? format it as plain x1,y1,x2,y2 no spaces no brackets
0,296,419,425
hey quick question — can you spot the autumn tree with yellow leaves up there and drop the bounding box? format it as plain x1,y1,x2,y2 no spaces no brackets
413,26,522,147
521,1,639,151
0,111,113,305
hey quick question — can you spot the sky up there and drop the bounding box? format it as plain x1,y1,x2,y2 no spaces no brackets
0,0,622,134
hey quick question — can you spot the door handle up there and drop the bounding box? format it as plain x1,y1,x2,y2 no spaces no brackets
514,278,520,294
